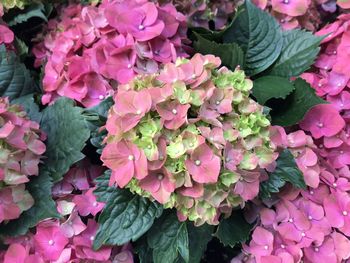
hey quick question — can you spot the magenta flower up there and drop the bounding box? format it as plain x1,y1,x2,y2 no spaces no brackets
327,90,350,111
3,243,27,263
300,104,345,139
101,140,148,187
105,1,165,41
0,25,14,44
327,144,350,168
185,143,221,183
139,167,176,204
34,224,69,261
324,191,350,236
73,219,112,261
244,227,274,257
73,188,104,217
304,236,338,263
156,100,190,130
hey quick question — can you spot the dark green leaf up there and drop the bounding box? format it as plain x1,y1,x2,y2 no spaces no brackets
193,32,244,70
12,94,41,123
252,76,295,105
271,78,327,126
260,149,306,198
0,45,38,100
134,236,154,263
215,210,252,247
93,171,163,249
0,170,59,236
14,37,28,60
40,98,90,183
176,222,214,263
7,3,48,26
222,0,283,75
147,212,189,263
269,30,324,78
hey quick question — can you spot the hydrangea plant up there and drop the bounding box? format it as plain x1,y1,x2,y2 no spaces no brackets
0,97,46,223
101,53,278,225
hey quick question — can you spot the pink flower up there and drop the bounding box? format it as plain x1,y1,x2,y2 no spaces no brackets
224,143,244,171
60,211,87,238
3,243,27,263
185,143,221,183
73,188,104,216
139,167,176,204
34,224,69,261
304,236,337,263
324,191,350,235
300,104,345,139
233,170,260,201
73,219,112,261
244,227,274,257
105,1,164,41
106,90,152,136
156,100,190,130
0,188,21,223
0,25,14,44
327,91,350,111
271,0,308,16
101,140,148,187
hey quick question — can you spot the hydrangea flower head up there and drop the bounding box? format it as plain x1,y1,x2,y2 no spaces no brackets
102,54,278,225
32,0,189,108
0,97,46,223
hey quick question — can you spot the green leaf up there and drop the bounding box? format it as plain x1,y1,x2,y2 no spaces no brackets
7,3,48,26
270,78,327,126
40,98,90,183
14,37,29,60
182,223,214,263
252,76,295,105
93,171,163,250
222,0,283,76
147,212,189,263
215,210,252,247
0,170,59,236
269,30,324,78
260,149,306,198
193,32,244,70
0,45,38,100
134,236,154,263
12,94,41,123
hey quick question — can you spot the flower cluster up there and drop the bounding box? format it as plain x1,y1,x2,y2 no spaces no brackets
101,53,278,225
233,126,350,262
0,97,46,224
0,159,134,263
158,0,235,29
32,0,189,108
233,14,350,262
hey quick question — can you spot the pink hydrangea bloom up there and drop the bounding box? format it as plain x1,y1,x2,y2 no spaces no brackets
102,54,278,225
0,97,46,223
32,0,189,107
